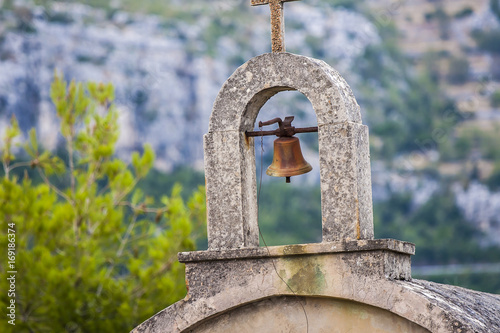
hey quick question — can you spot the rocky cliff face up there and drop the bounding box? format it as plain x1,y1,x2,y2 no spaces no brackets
0,1,378,170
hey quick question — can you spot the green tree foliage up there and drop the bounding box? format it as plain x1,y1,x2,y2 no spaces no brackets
491,90,500,108
358,42,458,159
454,6,474,19
443,125,500,161
374,188,500,294
471,29,500,54
0,73,206,332
426,273,500,295
258,180,322,246
424,7,450,39
447,57,470,85
486,162,500,191
491,0,500,20
373,189,500,266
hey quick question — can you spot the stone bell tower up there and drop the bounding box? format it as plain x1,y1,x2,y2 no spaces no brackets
204,51,373,250
132,1,500,332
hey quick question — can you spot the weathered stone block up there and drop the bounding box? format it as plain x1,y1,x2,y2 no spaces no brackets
204,131,258,250
181,240,413,300
318,122,374,242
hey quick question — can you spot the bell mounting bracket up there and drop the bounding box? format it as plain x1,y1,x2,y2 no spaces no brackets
245,116,318,138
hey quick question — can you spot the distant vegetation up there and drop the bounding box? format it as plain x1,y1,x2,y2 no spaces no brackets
357,30,460,160
447,57,470,85
454,6,474,19
491,0,500,20
471,29,500,55
491,90,500,109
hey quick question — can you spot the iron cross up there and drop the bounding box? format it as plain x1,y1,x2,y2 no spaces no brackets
251,0,301,53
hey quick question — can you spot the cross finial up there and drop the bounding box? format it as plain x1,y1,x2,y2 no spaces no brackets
251,0,301,53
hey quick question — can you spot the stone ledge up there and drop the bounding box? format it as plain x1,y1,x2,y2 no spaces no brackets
178,239,414,263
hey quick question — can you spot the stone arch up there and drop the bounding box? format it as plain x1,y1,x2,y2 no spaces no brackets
134,273,479,333
204,52,373,250
187,296,430,333
208,52,361,133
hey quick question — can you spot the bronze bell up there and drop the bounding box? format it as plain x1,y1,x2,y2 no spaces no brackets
246,116,317,183
267,136,312,183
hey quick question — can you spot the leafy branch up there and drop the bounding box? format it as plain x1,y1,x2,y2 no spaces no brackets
0,72,206,331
